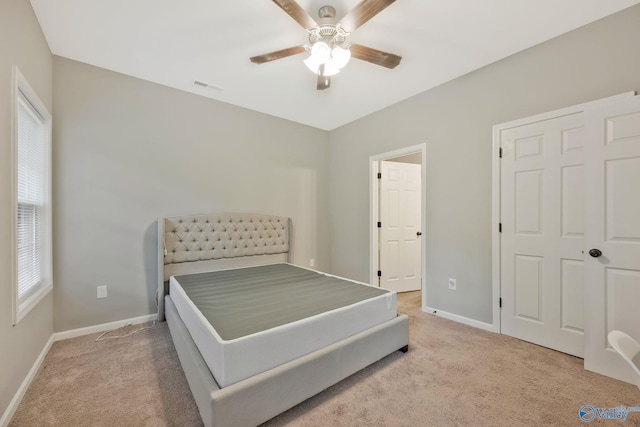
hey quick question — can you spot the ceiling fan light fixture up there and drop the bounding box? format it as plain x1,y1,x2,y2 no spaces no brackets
310,41,331,63
304,56,320,73
304,56,340,76
252,0,401,90
331,45,351,69
322,62,341,76
305,41,350,76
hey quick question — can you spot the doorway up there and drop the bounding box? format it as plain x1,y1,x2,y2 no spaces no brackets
370,144,427,305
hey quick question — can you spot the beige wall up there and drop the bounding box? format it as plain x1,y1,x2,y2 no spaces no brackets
52,57,330,332
0,0,53,419
328,5,640,323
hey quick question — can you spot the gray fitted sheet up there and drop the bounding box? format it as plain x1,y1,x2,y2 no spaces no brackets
174,263,389,340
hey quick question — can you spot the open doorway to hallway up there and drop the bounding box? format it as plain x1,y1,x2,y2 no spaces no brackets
370,144,426,306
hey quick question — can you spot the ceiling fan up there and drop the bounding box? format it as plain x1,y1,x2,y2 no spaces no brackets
250,0,402,90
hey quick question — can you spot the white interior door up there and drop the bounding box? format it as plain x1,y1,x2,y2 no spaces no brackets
584,95,640,383
379,161,421,292
500,113,585,357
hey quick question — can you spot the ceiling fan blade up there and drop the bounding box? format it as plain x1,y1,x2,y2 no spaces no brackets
340,0,396,31
250,46,306,64
350,43,401,69
317,65,331,90
272,0,317,29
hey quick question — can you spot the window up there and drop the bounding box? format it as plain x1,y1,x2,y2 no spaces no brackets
12,66,52,325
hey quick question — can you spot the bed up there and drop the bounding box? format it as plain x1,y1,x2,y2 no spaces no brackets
157,213,409,427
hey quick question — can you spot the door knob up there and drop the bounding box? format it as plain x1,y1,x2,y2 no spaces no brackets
589,248,602,258
416,231,422,236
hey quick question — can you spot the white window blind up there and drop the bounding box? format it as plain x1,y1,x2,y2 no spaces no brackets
13,67,52,325
17,93,46,300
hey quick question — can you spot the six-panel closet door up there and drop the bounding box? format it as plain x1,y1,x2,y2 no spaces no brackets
498,92,640,385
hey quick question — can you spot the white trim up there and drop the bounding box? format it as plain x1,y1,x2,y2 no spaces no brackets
370,161,380,284
490,122,502,334
1,313,157,425
491,91,636,335
11,65,53,325
424,306,496,333
369,143,427,307
158,218,165,322
0,335,54,427
54,314,157,342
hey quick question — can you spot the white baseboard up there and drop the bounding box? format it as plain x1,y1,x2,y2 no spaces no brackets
1,313,159,426
54,313,157,342
424,306,497,333
0,334,54,427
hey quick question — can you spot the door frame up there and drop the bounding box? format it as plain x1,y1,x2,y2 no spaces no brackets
370,143,427,307
491,92,635,334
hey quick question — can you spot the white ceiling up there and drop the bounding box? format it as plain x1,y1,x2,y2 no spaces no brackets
30,0,640,130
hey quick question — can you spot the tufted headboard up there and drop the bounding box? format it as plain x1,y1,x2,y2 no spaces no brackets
157,213,291,321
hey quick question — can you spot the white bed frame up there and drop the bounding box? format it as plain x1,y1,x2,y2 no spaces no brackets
157,213,409,427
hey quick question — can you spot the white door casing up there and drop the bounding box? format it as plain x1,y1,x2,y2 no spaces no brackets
500,113,586,357
379,161,422,292
584,95,640,384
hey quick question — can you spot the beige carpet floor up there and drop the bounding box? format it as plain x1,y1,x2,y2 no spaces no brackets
9,292,640,426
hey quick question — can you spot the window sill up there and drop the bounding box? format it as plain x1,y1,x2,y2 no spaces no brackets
14,282,52,326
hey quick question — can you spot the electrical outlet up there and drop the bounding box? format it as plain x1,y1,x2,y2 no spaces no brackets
97,285,108,299
309,258,315,267
448,278,457,291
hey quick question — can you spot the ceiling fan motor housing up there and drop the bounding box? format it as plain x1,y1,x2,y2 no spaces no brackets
308,24,349,48
318,5,336,19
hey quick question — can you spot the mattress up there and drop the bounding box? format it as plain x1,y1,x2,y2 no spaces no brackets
169,263,397,388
